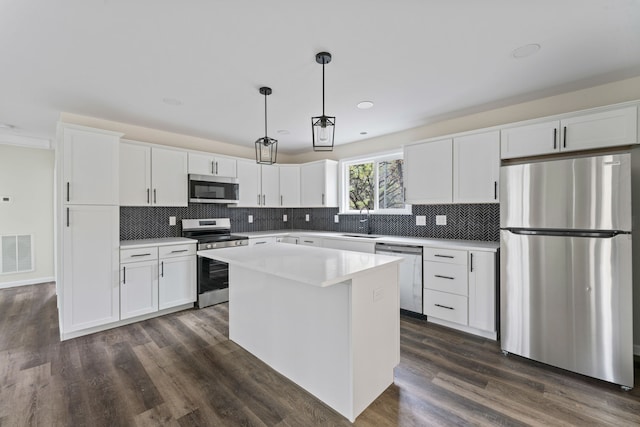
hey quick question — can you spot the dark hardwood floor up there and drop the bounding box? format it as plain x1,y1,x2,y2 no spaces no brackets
1,283,639,426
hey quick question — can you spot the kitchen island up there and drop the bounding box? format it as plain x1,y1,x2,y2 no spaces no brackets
198,243,402,422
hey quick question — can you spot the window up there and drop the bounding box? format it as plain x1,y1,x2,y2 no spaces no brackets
341,152,410,214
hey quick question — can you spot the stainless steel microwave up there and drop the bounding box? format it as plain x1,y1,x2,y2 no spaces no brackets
188,174,239,204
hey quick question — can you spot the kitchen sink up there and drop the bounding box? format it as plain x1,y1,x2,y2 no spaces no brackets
341,234,379,239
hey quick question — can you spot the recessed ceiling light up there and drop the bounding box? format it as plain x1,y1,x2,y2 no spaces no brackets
277,129,290,135
511,44,541,59
162,97,182,106
360,131,368,135
357,101,374,109
0,123,15,130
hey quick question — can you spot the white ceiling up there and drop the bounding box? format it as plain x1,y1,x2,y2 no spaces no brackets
1,0,640,154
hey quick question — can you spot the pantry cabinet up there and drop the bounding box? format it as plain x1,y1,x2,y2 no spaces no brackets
120,141,188,206
61,125,120,205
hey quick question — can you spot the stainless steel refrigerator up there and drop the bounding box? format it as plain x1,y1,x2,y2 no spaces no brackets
500,153,634,389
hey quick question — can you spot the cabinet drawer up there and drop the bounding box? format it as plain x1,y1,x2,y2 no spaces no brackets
424,262,468,296
121,247,158,263
298,237,322,247
159,244,196,259
423,247,468,265
424,289,468,325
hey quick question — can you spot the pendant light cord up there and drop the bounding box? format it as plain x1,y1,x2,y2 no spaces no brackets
322,62,325,116
264,92,268,138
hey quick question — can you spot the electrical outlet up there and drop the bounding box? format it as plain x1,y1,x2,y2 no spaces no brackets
248,215,253,224
283,214,288,222
416,215,426,226
436,215,447,225
169,216,176,226
305,214,310,222
334,215,339,223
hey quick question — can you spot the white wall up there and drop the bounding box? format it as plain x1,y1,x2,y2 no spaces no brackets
289,75,640,163
0,144,55,287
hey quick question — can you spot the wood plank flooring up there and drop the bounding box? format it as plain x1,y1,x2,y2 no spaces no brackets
1,282,639,426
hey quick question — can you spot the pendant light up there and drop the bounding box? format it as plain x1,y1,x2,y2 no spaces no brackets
311,52,335,151
255,86,278,164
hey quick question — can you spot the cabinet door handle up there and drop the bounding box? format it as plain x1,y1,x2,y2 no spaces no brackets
66,207,69,227
154,189,157,204
434,275,455,280
66,182,70,202
402,187,406,202
263,194,266,205
212,161,215,174
470,253,474,272
257,194,261,205
255,241,267,245
281,195,283,206
215,161,219,175
553,128,557,149
160,261,164,277
147,188,150,204
303,240,314,244
131,253,152,257
170,249,188,253
435,303,454,310
322,193,325,206
563,126,567,148
434,254,454,259
123,266,126,284
494,181,497,200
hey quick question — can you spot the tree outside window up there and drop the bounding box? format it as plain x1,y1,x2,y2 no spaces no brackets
346,155,406,212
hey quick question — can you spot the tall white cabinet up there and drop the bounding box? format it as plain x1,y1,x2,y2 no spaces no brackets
57,124,123,338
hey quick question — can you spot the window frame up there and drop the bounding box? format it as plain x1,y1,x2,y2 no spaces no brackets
339,150,411,215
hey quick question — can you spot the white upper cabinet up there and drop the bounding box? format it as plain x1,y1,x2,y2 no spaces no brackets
236,160,262,206
279,165,301,207
404,139,453,204
61,125,120,205
151,147,188,206
453,131,500,203
261,165,280,207
120,143,152,206
501,105,638,159
300,160,338,207
561,106,638,152
120,141,188,207
188,152,237,177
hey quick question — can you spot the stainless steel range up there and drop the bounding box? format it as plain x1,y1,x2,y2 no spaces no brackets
181,218,248,308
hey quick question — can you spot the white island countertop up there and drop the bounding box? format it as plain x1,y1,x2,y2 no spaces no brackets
198,243,402,287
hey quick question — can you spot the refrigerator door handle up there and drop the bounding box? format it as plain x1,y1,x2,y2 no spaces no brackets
504,228,627,238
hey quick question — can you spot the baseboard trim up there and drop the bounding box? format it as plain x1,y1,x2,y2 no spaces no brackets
0,277,55,289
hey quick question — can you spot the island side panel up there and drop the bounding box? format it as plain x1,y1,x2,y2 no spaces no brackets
350,263,400,419
228,265,353,420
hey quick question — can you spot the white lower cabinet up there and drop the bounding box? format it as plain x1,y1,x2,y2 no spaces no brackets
423,246,496,339
118,242,196,323
158,245,197,310
322,238,375,253
121,259,158,320
297,236,323,247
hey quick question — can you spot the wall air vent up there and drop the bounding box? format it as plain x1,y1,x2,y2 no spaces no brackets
1,235,33,274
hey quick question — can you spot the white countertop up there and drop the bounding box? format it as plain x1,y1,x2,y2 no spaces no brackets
235,230,499,252
198,244,403,287
120,237,197,249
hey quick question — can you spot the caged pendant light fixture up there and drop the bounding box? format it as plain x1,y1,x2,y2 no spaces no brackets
255,86,278,164
311,52,335,151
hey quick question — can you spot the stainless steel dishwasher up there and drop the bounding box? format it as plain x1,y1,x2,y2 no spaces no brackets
375,243,423,314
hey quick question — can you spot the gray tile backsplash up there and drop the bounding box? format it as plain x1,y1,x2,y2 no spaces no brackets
121,204,499,241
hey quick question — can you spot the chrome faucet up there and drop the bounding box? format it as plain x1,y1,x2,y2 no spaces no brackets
359,206,371,234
